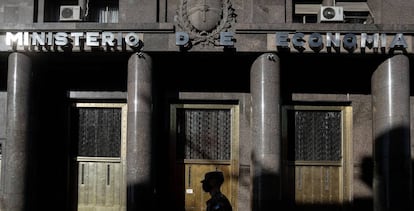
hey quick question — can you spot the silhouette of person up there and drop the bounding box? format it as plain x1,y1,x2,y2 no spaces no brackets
201,171,232,211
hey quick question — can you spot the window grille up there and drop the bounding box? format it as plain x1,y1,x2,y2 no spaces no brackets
76,107,121,157
288,110,342,161
176,109,231,160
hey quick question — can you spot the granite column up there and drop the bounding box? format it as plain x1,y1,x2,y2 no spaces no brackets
372,54,412,211
250,53,281,211
126,52,153,210
2,53,33,211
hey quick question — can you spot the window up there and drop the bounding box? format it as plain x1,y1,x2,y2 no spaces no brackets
176,109,231,160
84,0,119,23
292,0,373,24
44,0,118,23
292,0,323,24
287,110,342,161
75,107,122,157
44,0,77,22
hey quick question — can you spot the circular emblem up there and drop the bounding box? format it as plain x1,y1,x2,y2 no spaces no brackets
187,0,222,32
176,0,236,46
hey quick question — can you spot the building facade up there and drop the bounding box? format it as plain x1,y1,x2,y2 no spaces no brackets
0,0,413,211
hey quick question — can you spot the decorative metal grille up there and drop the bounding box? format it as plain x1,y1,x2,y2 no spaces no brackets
292,110,342,161
177,109,231,160
77,108,121,157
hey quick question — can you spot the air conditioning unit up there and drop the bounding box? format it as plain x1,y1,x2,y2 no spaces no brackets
59,5,82,21
318,6,344,22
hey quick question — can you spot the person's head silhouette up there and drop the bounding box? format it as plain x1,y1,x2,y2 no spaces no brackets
201,171,224,194
201,171,232,211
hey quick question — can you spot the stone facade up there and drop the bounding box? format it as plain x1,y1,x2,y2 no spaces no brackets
0,1,413,211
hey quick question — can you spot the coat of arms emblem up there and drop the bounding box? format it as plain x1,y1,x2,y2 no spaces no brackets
176,0,236,47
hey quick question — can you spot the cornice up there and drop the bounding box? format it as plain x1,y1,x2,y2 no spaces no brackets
0,22,175,33
235,23,414,34
2,22,414,34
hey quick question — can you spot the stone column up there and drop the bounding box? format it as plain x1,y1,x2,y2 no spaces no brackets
372,55,412,211
2,53,33,211
250,53,281,211
127,52,153,210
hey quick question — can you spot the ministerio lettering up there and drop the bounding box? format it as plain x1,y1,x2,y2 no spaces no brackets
5,31,142,49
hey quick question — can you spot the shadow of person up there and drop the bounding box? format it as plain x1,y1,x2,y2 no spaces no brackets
201,171,233,211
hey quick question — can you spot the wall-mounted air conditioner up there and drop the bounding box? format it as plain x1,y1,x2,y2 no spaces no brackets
318,6,344,22
59,5,82,21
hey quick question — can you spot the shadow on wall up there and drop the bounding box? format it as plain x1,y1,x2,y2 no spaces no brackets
355,126,414,211
280,127,413,211
280,157,411,211
373,126,412,210
127,183,155,211
288,204,344,211
354,156,374,211
360,157,373,189
356,157,414,211
252,172,282,211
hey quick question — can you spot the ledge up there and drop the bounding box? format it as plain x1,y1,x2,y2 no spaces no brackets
0,22,175,33
2,22,414,34
69,91,127,100
236,23,414,33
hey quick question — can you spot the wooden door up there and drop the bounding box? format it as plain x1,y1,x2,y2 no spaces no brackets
76,159,123,211
72,103,127,211
282,106,352,211
182,163,231,211
170,104,239,211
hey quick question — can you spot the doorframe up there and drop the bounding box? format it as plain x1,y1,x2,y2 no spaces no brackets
70,102,128,210
281,105,353,208
169,103,240,211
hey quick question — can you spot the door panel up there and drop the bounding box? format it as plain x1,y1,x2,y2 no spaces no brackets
77,160,122,211
170,104,239,211
72,103,127,211
183,163,231,211
294,165,341,206
282,106,352,210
